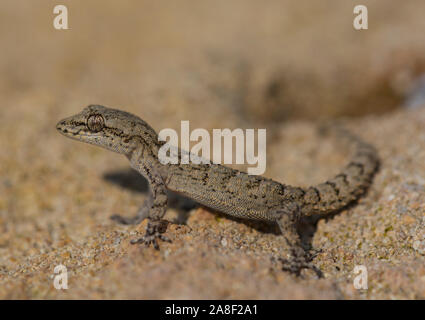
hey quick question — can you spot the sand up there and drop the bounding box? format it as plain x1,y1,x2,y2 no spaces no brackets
0,0,424,299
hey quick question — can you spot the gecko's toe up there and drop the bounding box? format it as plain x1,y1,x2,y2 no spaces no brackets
130,235,160,250
279,257,323,278
159,234,171,243
279,247,323,278
308,247,323,260
130,219,171,250
110,214,143,225
110,214,129,224
130,238,144,245
150,238,160,250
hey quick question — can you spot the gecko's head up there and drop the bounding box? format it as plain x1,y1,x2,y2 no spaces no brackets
56,105,158,155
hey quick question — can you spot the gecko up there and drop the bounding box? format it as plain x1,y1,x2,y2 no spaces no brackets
56,105,379,277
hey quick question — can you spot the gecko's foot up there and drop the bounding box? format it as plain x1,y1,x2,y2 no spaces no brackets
110,214,144,225
279,247,323,278
130,219,171,250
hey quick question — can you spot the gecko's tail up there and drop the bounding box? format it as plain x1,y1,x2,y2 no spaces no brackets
301,124,380,216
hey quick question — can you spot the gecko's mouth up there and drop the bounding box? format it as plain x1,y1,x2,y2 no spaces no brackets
56,119,87,138
56,120,66,132
56,118,108,150
56,120,74,135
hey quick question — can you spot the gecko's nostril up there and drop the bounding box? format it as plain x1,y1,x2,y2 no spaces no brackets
56,120,66,132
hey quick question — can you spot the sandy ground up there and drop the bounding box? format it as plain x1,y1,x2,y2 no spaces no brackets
0,1,425,299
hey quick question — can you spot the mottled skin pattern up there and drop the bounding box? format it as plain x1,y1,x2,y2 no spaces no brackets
56,105,379,277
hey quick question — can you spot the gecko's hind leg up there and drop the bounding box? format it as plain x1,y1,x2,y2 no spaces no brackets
110,193,153,225
272,204,323,278
279,245,323,278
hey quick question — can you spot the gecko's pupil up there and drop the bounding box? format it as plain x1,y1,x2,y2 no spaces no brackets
87,114,104,132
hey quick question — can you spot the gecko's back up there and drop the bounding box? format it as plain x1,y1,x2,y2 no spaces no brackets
164,125,378,221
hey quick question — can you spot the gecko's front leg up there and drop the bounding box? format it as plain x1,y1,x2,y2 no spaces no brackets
116,145,172,249
129,177,171,249
110,192,153,225
111,181,170,249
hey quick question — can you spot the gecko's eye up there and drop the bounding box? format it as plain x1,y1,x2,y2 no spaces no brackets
87,114,105,132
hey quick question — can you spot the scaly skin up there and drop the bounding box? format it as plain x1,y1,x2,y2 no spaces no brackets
56,105,379,277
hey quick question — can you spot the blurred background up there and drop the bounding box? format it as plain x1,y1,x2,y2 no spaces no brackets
1,0,425,299
1,0,425,127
